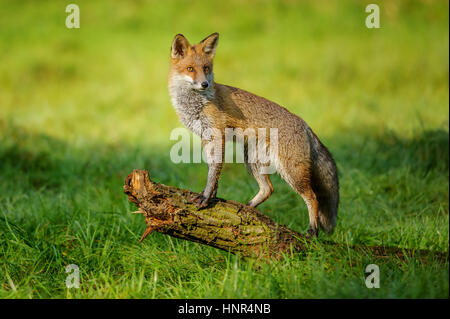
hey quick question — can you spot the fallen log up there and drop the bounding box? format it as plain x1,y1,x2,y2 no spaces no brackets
124,169,307,259
123,169,448,262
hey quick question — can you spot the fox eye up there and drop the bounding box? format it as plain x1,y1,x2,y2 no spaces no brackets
203,66,210,73
187,66,194,72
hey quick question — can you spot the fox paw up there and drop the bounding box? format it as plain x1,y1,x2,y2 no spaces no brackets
306,227,319,238
193,193,211,209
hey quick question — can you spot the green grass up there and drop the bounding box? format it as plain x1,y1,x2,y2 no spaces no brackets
0,0,448,298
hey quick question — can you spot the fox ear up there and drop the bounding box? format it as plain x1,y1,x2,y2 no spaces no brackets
200,32,219,57
171,34,190,59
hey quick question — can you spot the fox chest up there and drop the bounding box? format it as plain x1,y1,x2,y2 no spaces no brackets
170,89,213,136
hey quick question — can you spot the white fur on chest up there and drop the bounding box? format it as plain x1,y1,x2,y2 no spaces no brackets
168,74,215,136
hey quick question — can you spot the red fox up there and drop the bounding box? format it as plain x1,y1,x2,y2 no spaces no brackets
168,33,339,236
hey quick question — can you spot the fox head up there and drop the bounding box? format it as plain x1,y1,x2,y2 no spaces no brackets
169,32,219,91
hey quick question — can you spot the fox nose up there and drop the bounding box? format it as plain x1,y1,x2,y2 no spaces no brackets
201,81,209,89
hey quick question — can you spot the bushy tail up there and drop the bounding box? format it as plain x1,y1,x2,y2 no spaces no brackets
309,130,339,233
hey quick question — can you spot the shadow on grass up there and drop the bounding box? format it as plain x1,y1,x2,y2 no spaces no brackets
0,123,179,194
1,122,448,192
334,128,449,176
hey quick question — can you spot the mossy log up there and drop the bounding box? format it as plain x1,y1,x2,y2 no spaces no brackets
124,169,306,259
123,169,448,262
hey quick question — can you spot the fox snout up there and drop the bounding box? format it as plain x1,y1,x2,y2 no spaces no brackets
191,74,210,91
201,81,209,89
181,74,210,91
195,79,210,91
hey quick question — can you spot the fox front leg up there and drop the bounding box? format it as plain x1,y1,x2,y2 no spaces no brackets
194,138,224,209
194,162,222,208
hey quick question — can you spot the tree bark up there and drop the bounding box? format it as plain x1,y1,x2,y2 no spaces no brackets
124,169,306,259
123,169,448,262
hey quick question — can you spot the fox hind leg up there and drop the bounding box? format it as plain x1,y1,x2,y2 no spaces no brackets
281,164,320,237
245,162,274,208
300,187,320,237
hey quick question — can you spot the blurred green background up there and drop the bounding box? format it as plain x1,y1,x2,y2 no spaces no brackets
0,0,448,298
